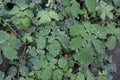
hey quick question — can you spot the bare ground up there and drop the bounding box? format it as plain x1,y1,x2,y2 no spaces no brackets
107,46,120,80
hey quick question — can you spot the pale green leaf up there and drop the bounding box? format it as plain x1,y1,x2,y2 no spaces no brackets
0,31,10,44
107,12,114,19
58,57,67,68
41,67,52,80
92,39,105,54
47,40,61,57
15,0,28,10
62,0,70,6
2,46,18,60
70,2,80,17
21,17,31,28
85,0,96,12
76,72,85,80
113,0,120,7
9,6,19,15
36,37,46,49
37,27,51,36
19,77,25,80
19,65,29,76
11,16,21,25
97,76,108,80
53,69,63,80
100,11,106,20
30,57,42,70
39,14,51,24
0,71,4,80
105,36,116,50
37,11,47,18
86,71,95,80
0,31,20,60
49,10,59,21
24,9,34,18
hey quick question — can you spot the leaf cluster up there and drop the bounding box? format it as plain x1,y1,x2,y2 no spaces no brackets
0,0,120,80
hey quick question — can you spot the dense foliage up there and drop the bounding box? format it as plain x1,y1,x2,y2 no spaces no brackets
0,0,120,80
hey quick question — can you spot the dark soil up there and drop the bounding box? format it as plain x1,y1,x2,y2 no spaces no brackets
107,46,120,80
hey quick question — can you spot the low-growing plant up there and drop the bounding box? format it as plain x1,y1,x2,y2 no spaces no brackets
0,0,120,80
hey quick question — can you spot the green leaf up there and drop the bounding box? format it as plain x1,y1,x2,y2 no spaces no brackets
105,36,116,50
113,0,120,7
85,0,96,12
78,47,94,65
62,0,71,6
39,55,49,68
70,2,80,17
7,66,17,78
36,37,46,49
106,5,114,19
9,6,19,15
11,16,21,25
97,76,108,80
24,9,34,18
86,71,95,80
57,35,70,49
98,1,114,20
41,67,52,80
104,23,117,34
58,57,67,68
64,6,71,16
19,65,29,76
47,40,61,57
21,17,31,28
15,0,28,10
30,57,42,70
70,37,83,49
49,10,59,21
0,31,10,45
0,71,4,80
117,33,120,42
33,0,42,3
19,77,25,80
22,33,33,42
70,24,83,36
39,13,51,24
0,54,3,64
37,11,51,24
100,11,106,20
0,31,20,60
2,46,18,60
53,69,63,80
92,39,105,54
1,36,20,50
76,72,85,80
37,27,51,36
